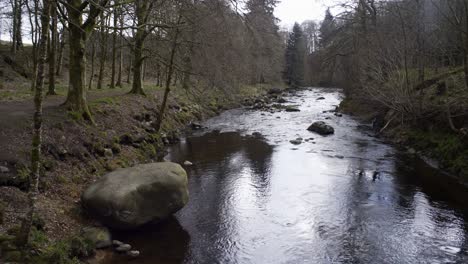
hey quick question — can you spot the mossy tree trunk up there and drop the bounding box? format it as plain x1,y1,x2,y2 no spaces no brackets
56,28,65,76
116,7,124,87
63,0,110,122
17,0,50,247
47,1,58,95
130,31,145,95
97,13,108,90
110,4,118,88
88,40,96,90
129,0,155,95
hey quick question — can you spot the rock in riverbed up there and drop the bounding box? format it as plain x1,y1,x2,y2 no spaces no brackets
285,106,301,112
290,138,303,145
82,162,189,230
307,121,335,135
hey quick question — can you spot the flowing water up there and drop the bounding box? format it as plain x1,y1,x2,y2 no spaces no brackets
103,88,468,264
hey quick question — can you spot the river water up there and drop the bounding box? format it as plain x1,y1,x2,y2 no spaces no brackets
103,88,468,264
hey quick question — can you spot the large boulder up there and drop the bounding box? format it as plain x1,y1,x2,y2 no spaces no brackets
82,162,189,230
307,121,335,135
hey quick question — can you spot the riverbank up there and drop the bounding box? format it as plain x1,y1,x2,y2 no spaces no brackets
0,83,285,263
339,94,468,185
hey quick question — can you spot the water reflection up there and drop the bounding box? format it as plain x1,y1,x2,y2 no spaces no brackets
101,217,190,264
102,88,468,264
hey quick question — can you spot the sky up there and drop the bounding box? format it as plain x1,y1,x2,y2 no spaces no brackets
274,0,338,28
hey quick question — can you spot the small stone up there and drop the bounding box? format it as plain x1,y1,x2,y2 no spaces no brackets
285,107,300,112
335,155,345,159
317,97,326,100
113,240,124,247
408,148,416,155
0,166,9,173
252,132,263,137
116,244,132,253
190,123,203,130
127,250,140,258
290,139,302,145
103,148,113,158
183,161,193,166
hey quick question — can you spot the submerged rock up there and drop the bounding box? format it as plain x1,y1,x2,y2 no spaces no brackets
317,97,326,100
82,162,189,230
307,121,335,135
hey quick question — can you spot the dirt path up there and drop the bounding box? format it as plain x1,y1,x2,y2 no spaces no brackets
0,88,129,162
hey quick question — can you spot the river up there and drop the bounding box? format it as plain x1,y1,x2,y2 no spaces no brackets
102,88,468,264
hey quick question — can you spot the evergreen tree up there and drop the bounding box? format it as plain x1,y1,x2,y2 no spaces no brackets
319,8,335,49
284,23,306,87
245,0,283,84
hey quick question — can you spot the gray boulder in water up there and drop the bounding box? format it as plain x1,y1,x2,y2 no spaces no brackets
82,162,189,230
307,121,335,135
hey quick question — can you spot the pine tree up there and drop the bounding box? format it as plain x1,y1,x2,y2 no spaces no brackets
284,23,306,87
245,0,283,84
319,8,335,49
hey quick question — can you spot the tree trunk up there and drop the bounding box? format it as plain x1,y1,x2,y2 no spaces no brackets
88,40,96,91
129,0,152,95
56,28,65,76
129,33,145,95
116,8,123,87
64,4,93,121
47,1,57,95
110,5,118,88
155,20,181,132
11,0,22,54
96,14,108,90
11,0,18,54
127,55,132,84
17,0,50,247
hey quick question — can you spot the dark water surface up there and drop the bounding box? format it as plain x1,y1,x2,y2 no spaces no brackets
103,88,468,264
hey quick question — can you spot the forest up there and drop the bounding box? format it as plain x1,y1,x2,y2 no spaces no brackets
0,0,467,263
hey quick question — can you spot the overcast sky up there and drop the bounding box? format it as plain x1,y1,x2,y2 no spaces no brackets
275,0,339,29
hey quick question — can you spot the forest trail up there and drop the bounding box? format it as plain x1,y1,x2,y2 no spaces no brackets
0,88,133,162
1,89,129,128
